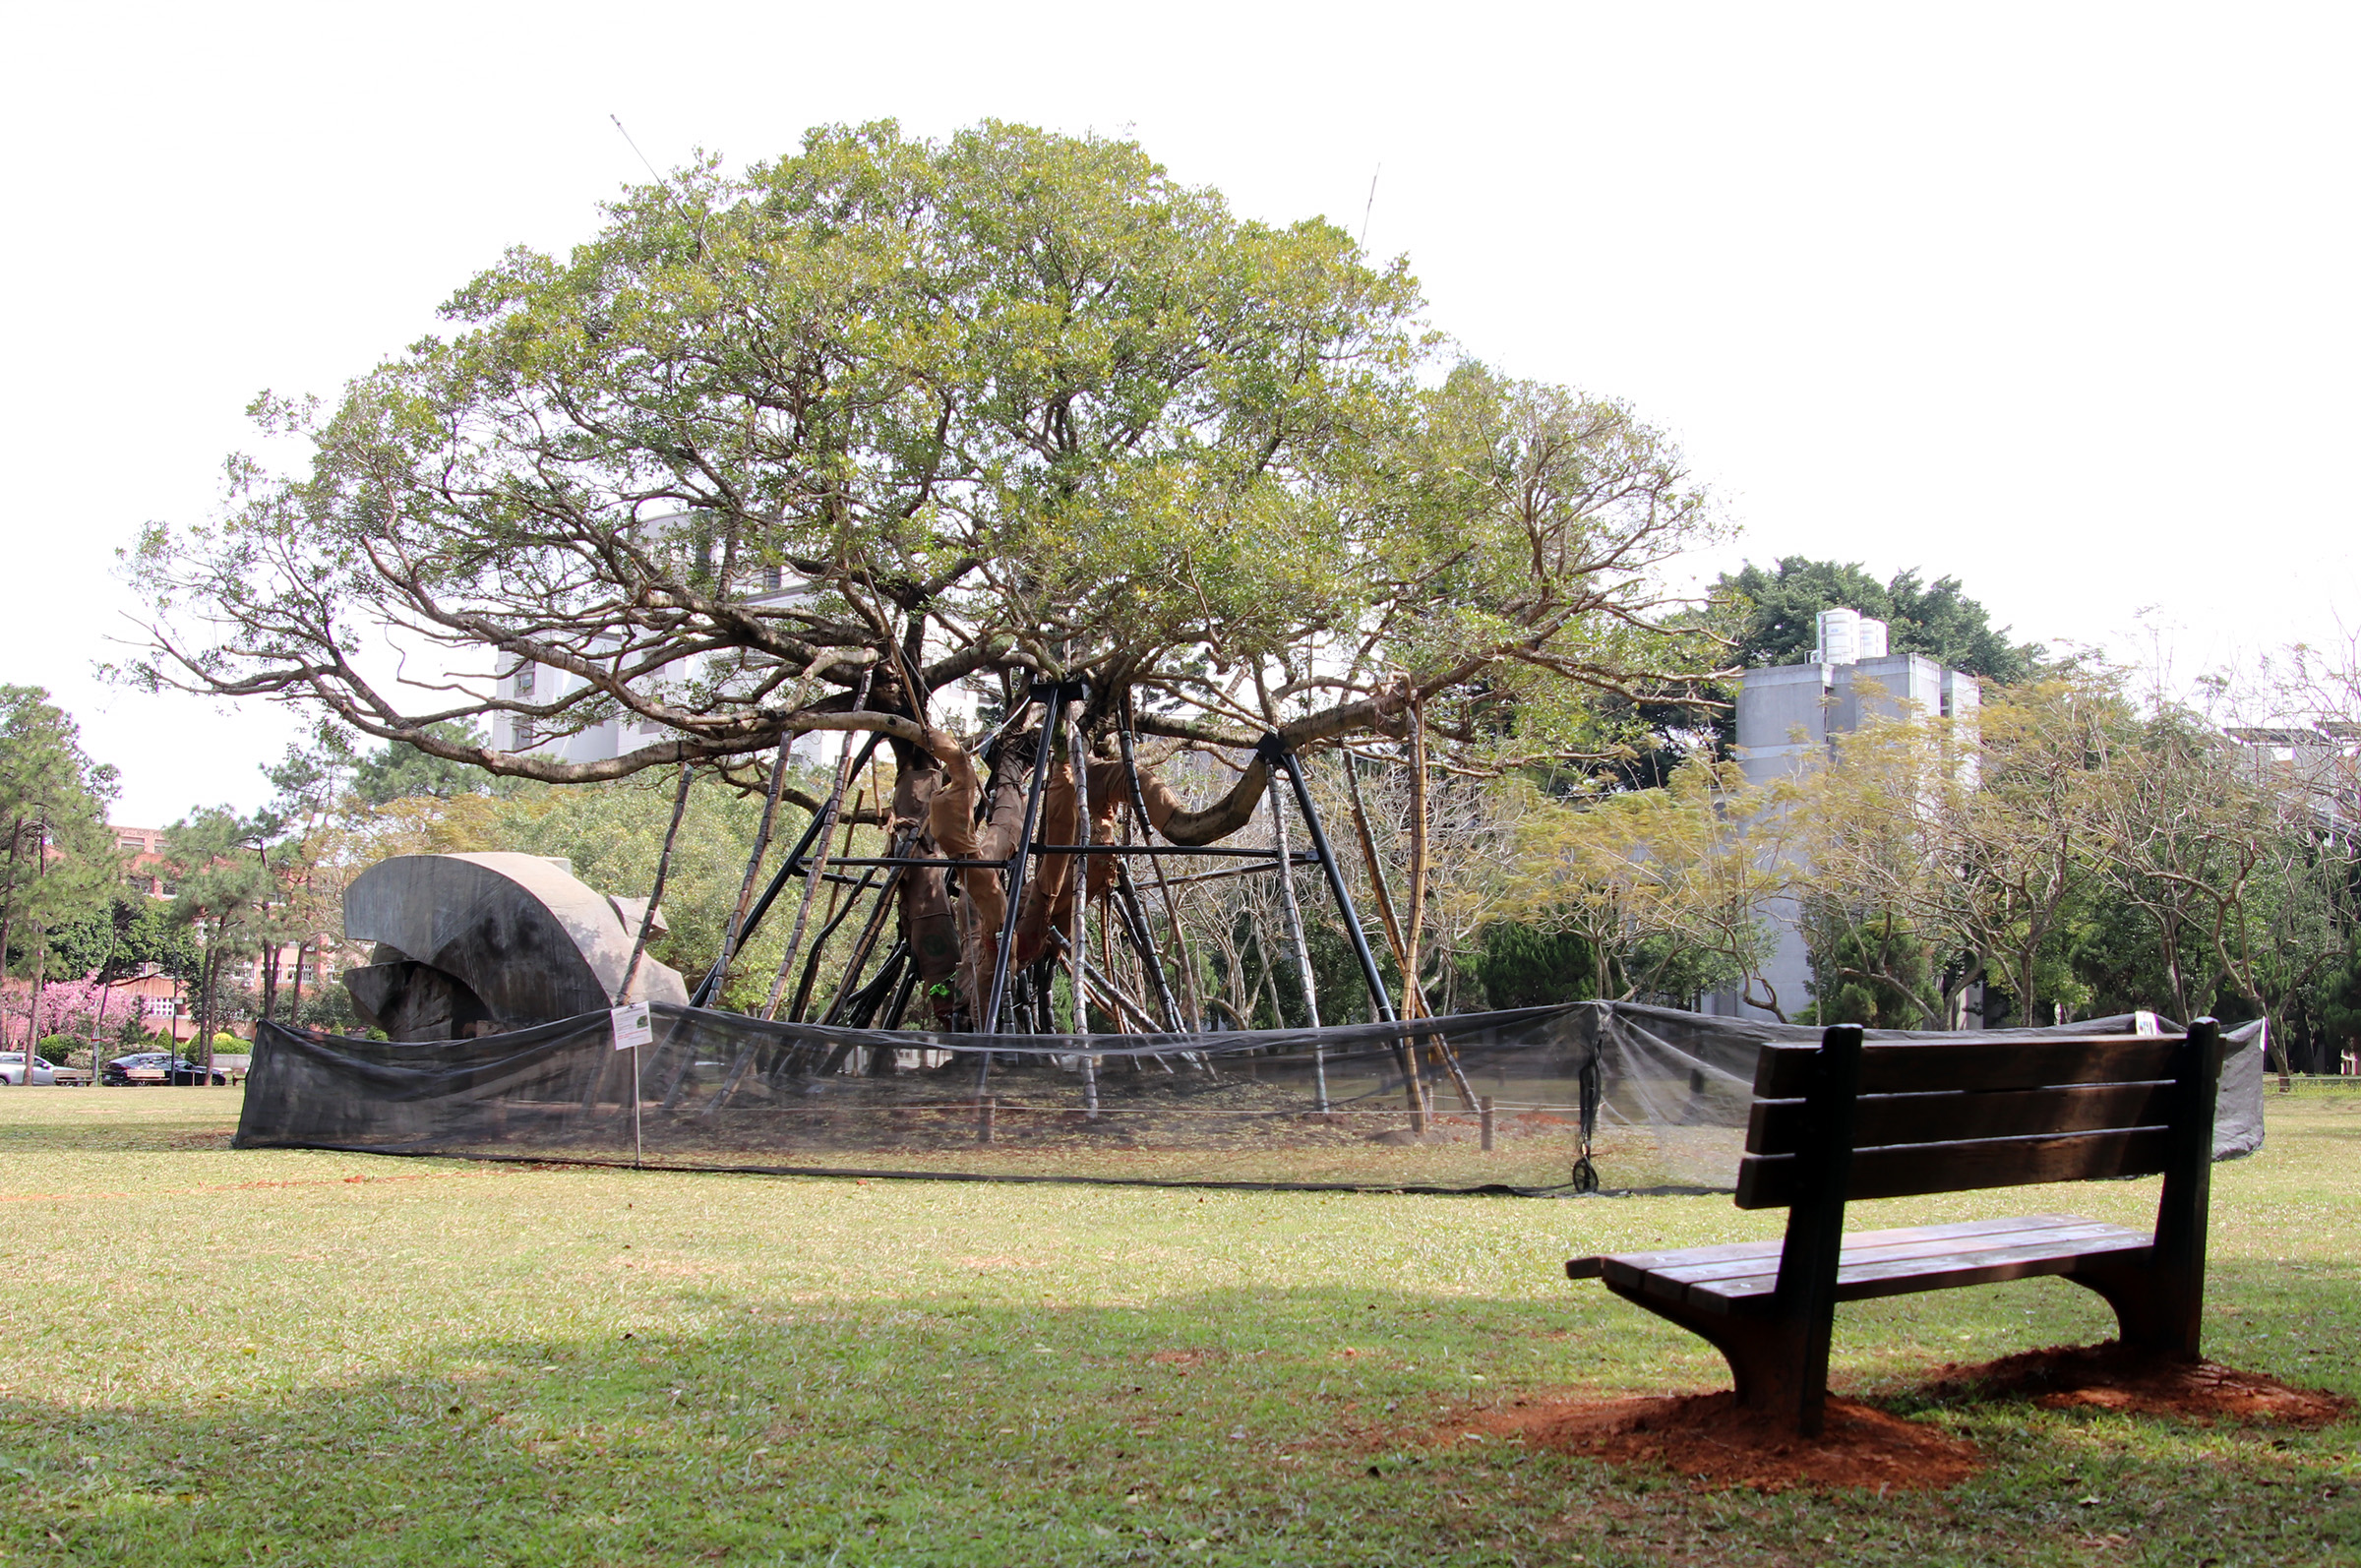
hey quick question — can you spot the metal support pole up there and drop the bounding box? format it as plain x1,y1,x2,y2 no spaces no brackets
763,684,875,1022
689,732,884,1006
1112,867,1183,1030
1264,769,1330,1113
1068,699,1099,1117
1263,736,1396,1024
983,685,1072,1035
1119,702,1204,1030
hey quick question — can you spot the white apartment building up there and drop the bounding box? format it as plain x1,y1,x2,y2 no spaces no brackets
1702,609,1983,1024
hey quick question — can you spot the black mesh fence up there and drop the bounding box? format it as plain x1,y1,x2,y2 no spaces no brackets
237,1004,1608,1193
236,1002,2266,1194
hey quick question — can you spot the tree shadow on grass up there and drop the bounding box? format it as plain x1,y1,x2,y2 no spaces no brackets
4,1271,2356,1568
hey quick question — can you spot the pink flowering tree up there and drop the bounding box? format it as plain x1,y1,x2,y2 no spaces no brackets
3,977,119,1055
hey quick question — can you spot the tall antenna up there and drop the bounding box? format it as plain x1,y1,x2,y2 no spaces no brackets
1360,166,1381,249
609,114,703,252
609,114,667,184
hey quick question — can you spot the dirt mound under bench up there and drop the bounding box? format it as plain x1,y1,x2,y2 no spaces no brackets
1456,1342,2345,1492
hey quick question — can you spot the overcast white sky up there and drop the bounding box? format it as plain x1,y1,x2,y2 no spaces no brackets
4,2,2352,825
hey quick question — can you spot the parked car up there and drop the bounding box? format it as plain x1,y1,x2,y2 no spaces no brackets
101,1052,167,1086
101,1053,228,1087
0,1054,59,1086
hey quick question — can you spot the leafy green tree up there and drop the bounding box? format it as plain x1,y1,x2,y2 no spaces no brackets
124,120,1718,825
2318,933,2361,1061
46,889,202,984
159,810,280,1074
347,722,499,807
0,689,119,1052
1467,923,1599,1009
1797,913,1944,1028
1500,760,1791,1014
122,121,1738,1032
1719,557,2042,682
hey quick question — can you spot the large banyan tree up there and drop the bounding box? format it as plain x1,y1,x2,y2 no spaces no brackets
127,120,1721,1031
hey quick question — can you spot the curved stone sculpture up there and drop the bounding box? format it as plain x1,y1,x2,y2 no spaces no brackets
342,852,688,1040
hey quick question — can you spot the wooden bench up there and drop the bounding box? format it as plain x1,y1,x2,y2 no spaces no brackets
1566,1019,2224,1435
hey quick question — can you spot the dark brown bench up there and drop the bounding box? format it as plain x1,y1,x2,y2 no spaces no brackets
1566,1019,2224,1435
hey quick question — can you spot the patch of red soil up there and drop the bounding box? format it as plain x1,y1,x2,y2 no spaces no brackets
1461,1391,1982,1493
1444,1344,2349,1494
1917,1342,2352,1427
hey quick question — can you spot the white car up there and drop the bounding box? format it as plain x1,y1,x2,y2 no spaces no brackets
0,1054,60,1086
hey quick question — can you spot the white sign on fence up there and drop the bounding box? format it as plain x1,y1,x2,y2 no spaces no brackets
610,1001,652,1051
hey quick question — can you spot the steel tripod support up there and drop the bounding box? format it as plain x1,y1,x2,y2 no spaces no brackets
1259,735,1397,1026
688,731,887,1007
982,682,1082,1038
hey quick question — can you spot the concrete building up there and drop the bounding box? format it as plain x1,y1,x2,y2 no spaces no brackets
1703,609,1982,1023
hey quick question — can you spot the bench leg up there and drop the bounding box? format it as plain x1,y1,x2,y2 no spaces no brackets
2063,1258,2202,1359
1604,1282,1825,1434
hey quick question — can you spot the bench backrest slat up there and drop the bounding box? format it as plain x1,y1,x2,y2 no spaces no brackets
1746,1080,2178,1154
1736,1029,2206,1211
1737,1125,2172,1208
1751,1035,2173,1099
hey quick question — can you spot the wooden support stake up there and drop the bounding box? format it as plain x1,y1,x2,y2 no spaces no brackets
1481,1094,1495,1152
978,1095,997,1145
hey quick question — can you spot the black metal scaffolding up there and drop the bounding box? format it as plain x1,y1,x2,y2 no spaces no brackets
687,683,1395,1037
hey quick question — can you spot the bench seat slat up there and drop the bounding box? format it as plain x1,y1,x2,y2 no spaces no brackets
1584,1217,2149,1313
1564,1212,2096,1282
1638,1220,2138,1289
1692,1227,2150,1310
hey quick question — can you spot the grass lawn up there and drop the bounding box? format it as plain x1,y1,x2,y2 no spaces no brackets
1,1085,2355,1566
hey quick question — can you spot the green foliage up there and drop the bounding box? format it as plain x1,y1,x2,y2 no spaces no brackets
347,722,501,807
43,888,202,983
0,686,120,977
1798,911,1944,1028
1501,759,1789,1013
128,120,1722,810
160,809,279,958
1467,921,1598,1009
1719,556,2042,682
290,980,361,1034
2312,931,2361,1046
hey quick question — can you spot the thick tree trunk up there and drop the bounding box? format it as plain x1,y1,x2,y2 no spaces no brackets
195,937,216,1083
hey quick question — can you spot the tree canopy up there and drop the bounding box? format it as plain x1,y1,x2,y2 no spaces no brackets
0,688,118,995
123,120,1721,828
343,723,501,807
1718,557,2042,683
